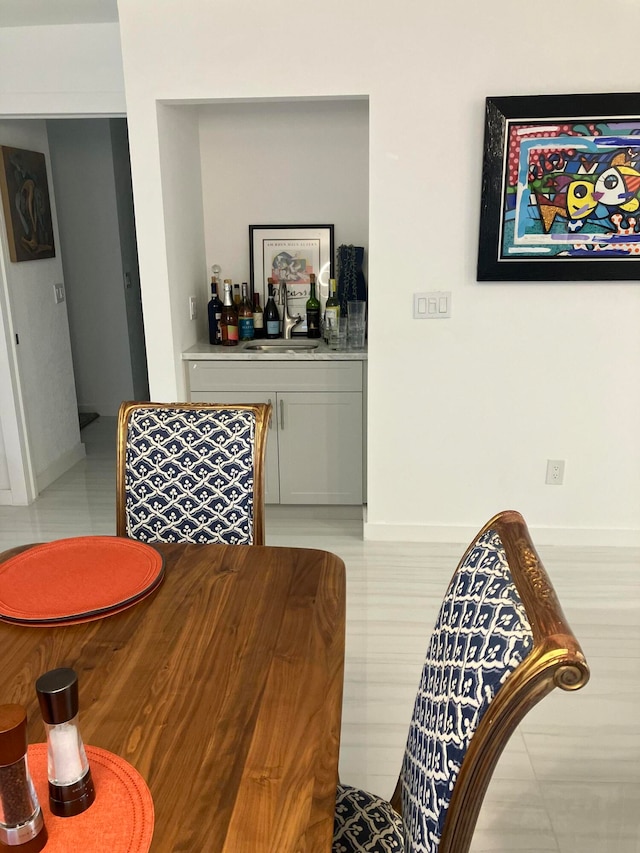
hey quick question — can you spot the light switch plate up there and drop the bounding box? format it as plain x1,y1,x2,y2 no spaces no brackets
189,295,198,320
53,283,65,304
413,291,451,319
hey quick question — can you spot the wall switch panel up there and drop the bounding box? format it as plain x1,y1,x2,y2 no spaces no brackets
53,283,65,304
189,295,198,320
413,291,451,319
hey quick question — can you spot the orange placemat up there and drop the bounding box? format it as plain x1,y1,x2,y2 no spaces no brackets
28,743,154,852
0,537,164,625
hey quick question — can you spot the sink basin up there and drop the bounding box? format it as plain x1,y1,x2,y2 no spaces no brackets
243,341,319,353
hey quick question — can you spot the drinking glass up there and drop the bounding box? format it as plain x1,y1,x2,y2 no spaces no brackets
330,317,348,350
347,301,366,350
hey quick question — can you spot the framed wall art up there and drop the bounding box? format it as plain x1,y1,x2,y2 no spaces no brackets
0,146,55,262
249,224,334,332
477,93,640,281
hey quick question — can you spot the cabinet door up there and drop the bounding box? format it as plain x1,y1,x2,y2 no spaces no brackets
188,391,280,504
277,392,362,504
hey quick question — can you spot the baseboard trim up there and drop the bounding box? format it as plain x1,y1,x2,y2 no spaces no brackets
36,442,86,494
363,521,640,548
0,489,12,505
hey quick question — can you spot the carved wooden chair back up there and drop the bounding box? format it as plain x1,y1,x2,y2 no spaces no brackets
333,510,589,853
116,401,271,546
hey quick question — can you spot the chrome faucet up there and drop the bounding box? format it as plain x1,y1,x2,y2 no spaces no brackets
280,281,303,339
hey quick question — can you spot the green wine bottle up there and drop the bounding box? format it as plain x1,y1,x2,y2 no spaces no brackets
306,273,321,339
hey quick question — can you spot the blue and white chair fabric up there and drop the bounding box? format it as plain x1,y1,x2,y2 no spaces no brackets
119,405,263,545
332,525,535,853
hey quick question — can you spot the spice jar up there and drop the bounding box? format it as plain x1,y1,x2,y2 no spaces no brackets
0,704,47,851
35,667,95,817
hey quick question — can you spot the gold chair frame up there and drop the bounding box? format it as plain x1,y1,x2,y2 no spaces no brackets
116,401,272,546
389,509,590,853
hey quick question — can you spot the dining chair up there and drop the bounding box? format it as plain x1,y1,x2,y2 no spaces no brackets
333,509,589,853
116,401,271,545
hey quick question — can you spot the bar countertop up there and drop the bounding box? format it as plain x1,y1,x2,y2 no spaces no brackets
182,340,368,362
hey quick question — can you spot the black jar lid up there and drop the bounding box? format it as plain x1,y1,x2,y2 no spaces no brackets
0,704,27,766
35,668,79,725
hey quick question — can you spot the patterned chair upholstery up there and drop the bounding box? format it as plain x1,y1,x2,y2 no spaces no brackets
116,402,271,545
333,510,589,853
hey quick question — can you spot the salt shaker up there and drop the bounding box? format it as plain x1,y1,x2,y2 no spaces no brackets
35,667,95,817
0,704,47,851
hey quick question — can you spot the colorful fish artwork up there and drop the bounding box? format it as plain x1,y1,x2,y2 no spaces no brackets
501,120,640,259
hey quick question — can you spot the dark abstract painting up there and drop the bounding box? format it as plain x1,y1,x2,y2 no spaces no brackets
0,146,55,262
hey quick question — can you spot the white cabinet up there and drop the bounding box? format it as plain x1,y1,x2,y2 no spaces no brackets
276,391,362,503
185,360,364,505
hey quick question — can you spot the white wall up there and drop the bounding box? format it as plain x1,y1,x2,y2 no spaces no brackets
199,99,369,298
0,24,125,116
0,120,83,493
0,22,125,502
117,0,640,545
47,118,135,415
156,103,206,398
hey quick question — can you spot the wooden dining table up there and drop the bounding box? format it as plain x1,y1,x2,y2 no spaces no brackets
0,541,346,852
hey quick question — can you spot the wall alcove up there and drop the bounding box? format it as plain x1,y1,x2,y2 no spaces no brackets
156,96,370,365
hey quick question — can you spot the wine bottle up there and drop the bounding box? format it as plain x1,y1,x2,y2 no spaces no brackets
265,278,280,339
238,282,254,341
306,273,321,338
220,281,239,346
324,277,340,343
278,272,287,335
207,267,223,345
252,292,264,339
233,283,241,306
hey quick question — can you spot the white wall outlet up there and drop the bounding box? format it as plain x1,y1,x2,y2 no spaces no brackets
545,459,565,485
189,295,198,320
413,291,451,319
53,283,65,304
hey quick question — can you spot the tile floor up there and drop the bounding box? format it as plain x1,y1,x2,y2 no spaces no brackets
0,416,638,852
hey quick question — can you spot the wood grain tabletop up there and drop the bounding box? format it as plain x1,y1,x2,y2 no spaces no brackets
0,541,346,852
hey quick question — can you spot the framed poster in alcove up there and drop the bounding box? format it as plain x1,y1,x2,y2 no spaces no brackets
249,224,334,333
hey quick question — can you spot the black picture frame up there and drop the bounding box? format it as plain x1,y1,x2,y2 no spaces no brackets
477,92,640,281
249,224,334,333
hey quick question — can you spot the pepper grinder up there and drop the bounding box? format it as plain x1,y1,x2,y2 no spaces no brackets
35,667,95,817
0,704,47,851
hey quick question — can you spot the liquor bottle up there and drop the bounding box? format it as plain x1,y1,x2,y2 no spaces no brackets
252,292,264,339
233,283,241,306
207,267,223,345
278,272,287,335
238,282,254,341
306,273,321,339
324,277,340,343
265,278,280,339
220,281,239,346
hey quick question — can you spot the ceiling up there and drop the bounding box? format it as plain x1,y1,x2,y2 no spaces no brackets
0,0,118,27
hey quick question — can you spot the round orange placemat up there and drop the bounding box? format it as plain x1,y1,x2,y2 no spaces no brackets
0,537,164,625
28,743,154,852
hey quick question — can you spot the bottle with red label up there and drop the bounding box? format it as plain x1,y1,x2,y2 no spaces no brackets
220,280,239,346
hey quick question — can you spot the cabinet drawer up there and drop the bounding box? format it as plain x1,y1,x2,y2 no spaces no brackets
187,360,362,394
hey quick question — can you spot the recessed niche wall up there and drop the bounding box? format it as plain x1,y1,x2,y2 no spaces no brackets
198,97,369,286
